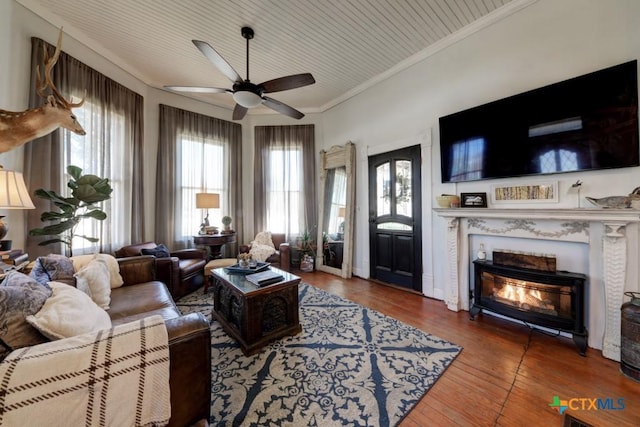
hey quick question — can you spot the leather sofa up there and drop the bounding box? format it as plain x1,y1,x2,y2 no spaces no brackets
115,242,207,300
239,232,291,271
113,255,211,426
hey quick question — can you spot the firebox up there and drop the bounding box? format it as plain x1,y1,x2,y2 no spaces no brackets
470,259,588,355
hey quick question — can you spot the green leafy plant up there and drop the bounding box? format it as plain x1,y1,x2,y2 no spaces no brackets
299,228,316,257
221,215,232,229
29,165,113,256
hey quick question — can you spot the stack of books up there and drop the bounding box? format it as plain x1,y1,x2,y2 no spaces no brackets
246,270,284,287
1,249,29,266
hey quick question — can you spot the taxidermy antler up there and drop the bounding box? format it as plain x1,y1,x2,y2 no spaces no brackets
0,28,86,153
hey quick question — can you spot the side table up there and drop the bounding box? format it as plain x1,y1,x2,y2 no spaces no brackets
193,232,236,260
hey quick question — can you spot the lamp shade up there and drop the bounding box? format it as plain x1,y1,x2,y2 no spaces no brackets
196,193,220,209
338,207,346,218
0,169,35,209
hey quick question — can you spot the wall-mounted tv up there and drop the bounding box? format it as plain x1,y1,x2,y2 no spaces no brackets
439,60,639,183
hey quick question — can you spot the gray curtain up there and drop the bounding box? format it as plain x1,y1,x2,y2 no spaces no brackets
156,104,243,249
24,37,144,257
254,125,316,240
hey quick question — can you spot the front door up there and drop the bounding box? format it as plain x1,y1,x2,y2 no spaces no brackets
368,145,422,291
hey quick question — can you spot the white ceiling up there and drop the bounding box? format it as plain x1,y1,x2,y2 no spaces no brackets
17,0,531,116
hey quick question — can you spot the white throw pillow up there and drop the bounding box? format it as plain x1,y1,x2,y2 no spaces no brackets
26,281,111,340
249,244,276,262
71,253,124,289
251,231,275,248
95,254,124,288
70,254,94,272
74,258,111,309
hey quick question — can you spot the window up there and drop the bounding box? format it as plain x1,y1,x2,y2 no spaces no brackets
266,147,303,235
156,104,242,249
62,97,136,255
254,125,316,240
179,136,228,239
25,37,144,258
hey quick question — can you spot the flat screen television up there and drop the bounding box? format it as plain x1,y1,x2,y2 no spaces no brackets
439,60,639,183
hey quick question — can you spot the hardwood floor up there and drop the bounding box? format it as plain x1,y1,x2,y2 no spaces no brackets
295,270,640,426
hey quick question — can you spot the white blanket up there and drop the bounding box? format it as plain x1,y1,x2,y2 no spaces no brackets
0,315,170,427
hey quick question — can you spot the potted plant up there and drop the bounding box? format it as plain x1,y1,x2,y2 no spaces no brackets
221,215,232,233
298,229,316,272
29,165,113,256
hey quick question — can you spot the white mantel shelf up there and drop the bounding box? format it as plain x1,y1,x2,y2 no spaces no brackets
433,207,640,361
434,207,640,222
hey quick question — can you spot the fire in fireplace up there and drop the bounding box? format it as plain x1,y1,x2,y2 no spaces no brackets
471,259,588,355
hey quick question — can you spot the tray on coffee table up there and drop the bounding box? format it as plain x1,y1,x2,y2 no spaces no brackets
224,262,270,275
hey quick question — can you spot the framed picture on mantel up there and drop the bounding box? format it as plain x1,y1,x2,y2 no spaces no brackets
491,181,558,204
460,192,488,208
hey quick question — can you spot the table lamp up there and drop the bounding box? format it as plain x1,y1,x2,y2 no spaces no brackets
196,193,219,234
0,167,36,249
338,206,346,236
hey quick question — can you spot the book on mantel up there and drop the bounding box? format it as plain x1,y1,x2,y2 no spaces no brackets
245,270,284,287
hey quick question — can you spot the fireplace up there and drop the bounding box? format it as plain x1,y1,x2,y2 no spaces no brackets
470,259,588,355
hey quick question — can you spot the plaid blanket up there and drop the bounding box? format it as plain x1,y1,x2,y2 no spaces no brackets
0,315,170,427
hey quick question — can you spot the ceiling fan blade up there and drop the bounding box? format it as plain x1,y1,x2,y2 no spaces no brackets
164,85,230,94
258,73,315,94
233,103,248,120
192,40,243,84
262,96,304,119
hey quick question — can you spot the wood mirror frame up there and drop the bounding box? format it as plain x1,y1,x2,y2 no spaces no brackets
316,142,355,278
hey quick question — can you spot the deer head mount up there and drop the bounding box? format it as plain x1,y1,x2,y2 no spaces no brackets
0,28,86,154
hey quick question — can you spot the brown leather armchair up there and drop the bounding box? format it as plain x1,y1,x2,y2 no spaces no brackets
239,233,290,271
114,242,207,300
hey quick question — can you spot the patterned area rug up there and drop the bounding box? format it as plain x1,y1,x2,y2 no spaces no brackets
176,282,461,427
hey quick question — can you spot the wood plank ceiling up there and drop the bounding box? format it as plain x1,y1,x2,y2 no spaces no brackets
18,0,526,115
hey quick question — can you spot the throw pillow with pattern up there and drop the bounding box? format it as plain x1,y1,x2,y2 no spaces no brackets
29,254,76,287
0,272,52,360
141,244,171,258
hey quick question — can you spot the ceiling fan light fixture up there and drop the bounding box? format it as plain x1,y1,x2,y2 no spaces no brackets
233,90,262,108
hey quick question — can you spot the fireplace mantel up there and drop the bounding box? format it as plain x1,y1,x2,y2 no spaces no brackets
434,207,640,361
434,207,640,222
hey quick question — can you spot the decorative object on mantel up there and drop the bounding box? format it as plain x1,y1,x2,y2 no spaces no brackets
568,180,583,208
584,186,640,209
585,195,631,209
0,28,85,153
0,167,36,249
629,186,640,210
491,181,558,204
28,165,112,257
460,192,487,208
435,194,460,208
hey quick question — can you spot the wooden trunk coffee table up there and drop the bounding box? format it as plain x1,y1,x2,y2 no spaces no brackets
209,266,302,356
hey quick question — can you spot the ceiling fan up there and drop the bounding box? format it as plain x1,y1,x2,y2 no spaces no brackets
165,26,315,120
